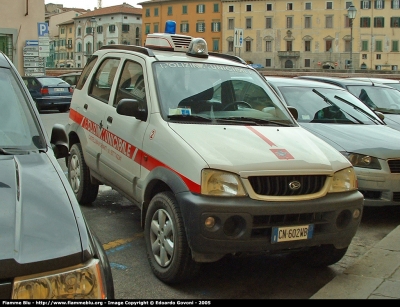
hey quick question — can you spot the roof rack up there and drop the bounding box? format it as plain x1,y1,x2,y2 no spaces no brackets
99,44,155,57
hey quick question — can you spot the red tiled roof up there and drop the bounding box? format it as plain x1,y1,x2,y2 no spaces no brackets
74,3,142,19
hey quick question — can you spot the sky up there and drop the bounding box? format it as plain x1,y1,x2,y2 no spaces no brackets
45,0,143,10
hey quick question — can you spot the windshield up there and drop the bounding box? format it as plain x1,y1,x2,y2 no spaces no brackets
0,67,46,151
277,86,384,125
346,85,400,113
154,62,295,126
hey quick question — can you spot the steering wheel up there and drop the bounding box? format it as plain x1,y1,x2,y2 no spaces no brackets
222,101,252,111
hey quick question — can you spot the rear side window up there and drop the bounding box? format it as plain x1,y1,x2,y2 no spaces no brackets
89,58,120,103
76,56,98,90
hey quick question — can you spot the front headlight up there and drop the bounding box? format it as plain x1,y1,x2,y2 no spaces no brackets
201,169,246,196
12,259,106,299
329,167,358,193
341,152,381,169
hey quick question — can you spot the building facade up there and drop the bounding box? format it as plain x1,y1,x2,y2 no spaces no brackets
139,0,223,52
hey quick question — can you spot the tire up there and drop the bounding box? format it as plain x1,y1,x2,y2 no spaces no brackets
58,106,70,113
68,143,99,205
144,191,201,284
290,244,348,267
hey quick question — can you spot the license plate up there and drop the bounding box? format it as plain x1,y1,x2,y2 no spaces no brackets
53,88,65,92
271,224,314,243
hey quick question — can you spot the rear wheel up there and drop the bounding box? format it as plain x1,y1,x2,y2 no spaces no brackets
144,191,201,284
68,143,99,205
290,244,348,267
58,106,70,113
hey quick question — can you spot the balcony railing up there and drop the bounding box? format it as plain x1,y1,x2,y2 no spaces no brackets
278,51,300,58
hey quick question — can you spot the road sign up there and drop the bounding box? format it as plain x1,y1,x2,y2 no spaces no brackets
23,50,39,57
234,28,243,48
26,40,39,46
37,22,49,37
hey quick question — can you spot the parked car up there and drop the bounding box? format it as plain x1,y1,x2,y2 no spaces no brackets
296,75,400,131
22,75,73,113
266,76,400,207
347,77,400,91
0,51,114,299
58,71,81,88
55,21,363,284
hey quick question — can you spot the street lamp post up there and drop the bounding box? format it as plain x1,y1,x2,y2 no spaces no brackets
90,17,97,55
348,4,357,73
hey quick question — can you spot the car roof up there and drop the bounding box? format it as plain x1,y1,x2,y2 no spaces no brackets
295,75,394,88
265,76,347,90
347,77,400,84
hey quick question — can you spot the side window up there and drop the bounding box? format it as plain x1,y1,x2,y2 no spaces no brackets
114,60,146,108
76,56,98,90
89,58,120,103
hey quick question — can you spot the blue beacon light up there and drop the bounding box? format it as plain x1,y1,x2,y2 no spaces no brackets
165,20,176,34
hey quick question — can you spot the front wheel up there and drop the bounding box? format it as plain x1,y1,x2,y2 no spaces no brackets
290,244,348,267
68,143,99,205
144,191,200,284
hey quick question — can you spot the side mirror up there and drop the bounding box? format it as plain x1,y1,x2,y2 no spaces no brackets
287,106,298,120
116,98,148,121
50,123,69,159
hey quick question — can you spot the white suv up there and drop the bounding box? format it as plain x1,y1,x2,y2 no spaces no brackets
60,21,363,284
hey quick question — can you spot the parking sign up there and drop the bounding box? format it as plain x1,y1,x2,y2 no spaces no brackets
37,22,49,37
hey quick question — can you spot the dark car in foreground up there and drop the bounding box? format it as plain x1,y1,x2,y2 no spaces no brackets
22,75,73,113
0,52,114,299
267,76,400,207
296,75,400,131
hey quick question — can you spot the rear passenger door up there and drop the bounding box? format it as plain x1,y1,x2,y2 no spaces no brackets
99,56,149,200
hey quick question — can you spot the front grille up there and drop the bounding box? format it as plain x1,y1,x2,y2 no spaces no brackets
248,175,326,196
171,35,192,49
388,159,400,173
251,211,330,239
0,280,12,299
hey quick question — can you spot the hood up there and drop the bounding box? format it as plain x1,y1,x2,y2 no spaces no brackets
0,153,83,271
169,124,351,173
302,123,400,159
382,114,400,132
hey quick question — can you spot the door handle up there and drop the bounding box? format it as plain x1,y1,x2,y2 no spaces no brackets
107,116,113,124
84,104,88,110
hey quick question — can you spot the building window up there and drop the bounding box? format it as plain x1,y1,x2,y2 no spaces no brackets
392,65,398,70
145,24,150,34
266,3,273,11
214,3,219,12
145,8,150,17
122,24,129,32
345,1,352,9
212,22,221,32
305,16,312,28
362,40,369,51
228,41,233,52
326,16,333,28
286,40,292,51
196,22,205,32
266,17,273,28
197,4,205,13
392,0,400,8
77,27,81,36
361,17,371,27
182,5,187,14
286,16,293,28
374,17,384,27
97,25,103,33
362,53,367,59
181,22,189,33
305,2,311,10
228,18,234,30
361,0,370,9
154,24,159,33
61,28,65,34
154,8,159,16
69,27,72,33
213,40,219,52
326,40,333,52
376,65,382,70
246,4,251,11
266,59,272,67
245,40,251,52
305,40,311,51
168,6,172,15
287,3,293,10
327,2,333,9
376,40,382,51
246,17,252,29
229,5,234,12
392,40,399,51
391,17,400,27
345,39,351,52
375,0,384,9
305,59,311,67
77,42,82,52
266,40,272,52
376,54,381,59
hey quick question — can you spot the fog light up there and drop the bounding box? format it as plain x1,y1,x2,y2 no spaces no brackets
204,217,215,228
353,209,361,219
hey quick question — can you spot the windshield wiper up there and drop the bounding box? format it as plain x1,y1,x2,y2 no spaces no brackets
216,117,293,126
167,114,212,122
312,89,364,124
0,147,30,155
333,95,383,124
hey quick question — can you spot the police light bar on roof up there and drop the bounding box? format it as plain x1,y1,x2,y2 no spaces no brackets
144,20,209,57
